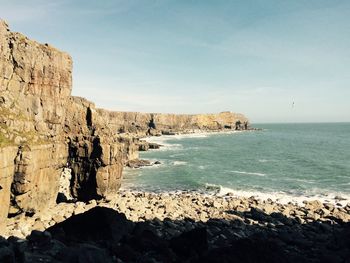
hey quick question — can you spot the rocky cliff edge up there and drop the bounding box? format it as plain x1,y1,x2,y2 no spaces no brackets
0,20,249,232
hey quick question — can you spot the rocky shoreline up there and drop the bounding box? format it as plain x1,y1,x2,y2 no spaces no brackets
0,19,252,230
1,19,349,263
2,190,349,262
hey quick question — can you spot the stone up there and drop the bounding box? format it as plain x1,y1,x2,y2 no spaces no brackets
0,246,15,263
47,207,134,243
52,214,65,224
76,244,113,263
304,200,323,211
27,230,52,247
170,227,208,258
126,159,152,168
32,219,45,231
262,204,276,214
250,207,267,221
213,200,222,208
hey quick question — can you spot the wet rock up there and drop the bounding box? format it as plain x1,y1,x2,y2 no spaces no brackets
126,159,152,169
148,142,162,149
138,141,150,151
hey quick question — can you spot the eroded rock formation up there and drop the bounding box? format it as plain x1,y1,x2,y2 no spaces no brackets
0,19,72,231
0,20,250,231
0,20,125,229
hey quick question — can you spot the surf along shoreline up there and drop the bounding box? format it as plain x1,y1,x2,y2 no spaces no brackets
123,129,350,207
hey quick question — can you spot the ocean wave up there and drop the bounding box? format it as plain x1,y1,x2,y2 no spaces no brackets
258,159,274,163
229,170,266,177
145,133,208,144
281,178,316,184
173,134,208,139
147,143,183,152
198,165,206,170
173,161,188,166
204,183,350,206
169,153,185,157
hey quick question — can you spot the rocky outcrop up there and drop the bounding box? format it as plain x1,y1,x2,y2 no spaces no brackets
0,19,251,232
0,19,72,231
0,20,122,228
0,146,18,230
63,97,125,201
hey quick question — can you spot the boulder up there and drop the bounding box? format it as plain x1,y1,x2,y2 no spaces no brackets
126,159,152,169
47,207,134,243
170,227,208,258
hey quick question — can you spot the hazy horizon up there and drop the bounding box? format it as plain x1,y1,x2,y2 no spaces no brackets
1,0,349,123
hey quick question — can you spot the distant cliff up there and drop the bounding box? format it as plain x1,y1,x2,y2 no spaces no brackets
97,110,249,136
0,20,249,231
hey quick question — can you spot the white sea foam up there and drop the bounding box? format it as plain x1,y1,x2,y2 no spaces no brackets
172,133,208,139
169,153,185,158
144,130,242,144
258,159,274,163
173,161,188,166
142,130,243,153
205,184,350,206
229,170,266,177
198,165,206,170
145,133,207,144
143,139,183,152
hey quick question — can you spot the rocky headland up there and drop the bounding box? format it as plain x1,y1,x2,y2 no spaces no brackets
0,20,349,262
0,19,249,231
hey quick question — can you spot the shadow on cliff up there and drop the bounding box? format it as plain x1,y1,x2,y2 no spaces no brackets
1,206,349,263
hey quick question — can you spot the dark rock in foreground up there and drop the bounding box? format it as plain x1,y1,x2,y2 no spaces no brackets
47,207,134,244
1,206,350,263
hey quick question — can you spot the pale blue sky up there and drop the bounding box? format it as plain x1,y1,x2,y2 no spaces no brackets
1,0,350,123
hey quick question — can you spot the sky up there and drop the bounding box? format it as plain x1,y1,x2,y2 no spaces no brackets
1,0,350,123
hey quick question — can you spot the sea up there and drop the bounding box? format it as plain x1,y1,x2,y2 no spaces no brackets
121,123,350,205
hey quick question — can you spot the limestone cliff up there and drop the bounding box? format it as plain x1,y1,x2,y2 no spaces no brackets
0,20,250,232
0,20,72,230
0,20,126,229
97,110,249,136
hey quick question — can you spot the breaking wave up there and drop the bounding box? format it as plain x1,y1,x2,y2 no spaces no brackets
204,183,350,206
229,170,267,177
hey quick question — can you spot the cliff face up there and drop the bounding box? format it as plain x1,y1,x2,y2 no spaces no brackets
0,20,126,229
97,110,249,136
0,20,250,232
0,20,72,230
63,97,125,201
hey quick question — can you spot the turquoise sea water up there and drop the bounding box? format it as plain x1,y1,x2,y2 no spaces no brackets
122,123,350,204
